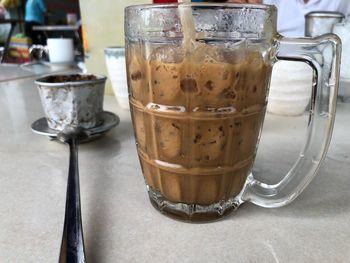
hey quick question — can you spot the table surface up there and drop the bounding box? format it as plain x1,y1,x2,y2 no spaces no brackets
0,67,350,263
0,63,79,83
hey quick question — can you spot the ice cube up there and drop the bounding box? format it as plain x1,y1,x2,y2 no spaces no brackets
191,44,225,63
190,42,245,64
150,45,184,63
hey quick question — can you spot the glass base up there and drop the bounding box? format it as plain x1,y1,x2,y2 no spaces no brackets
147,186,243,222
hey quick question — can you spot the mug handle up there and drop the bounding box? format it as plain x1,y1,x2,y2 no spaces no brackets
241,34,341,208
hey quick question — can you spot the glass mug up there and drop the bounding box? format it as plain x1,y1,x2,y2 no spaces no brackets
125,3,340,221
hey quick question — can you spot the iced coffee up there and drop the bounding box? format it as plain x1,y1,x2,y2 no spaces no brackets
123,2,340,222
127,42,271,218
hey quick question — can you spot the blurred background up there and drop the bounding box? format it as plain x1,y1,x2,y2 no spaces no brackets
0,0,349,103
0,0,152,95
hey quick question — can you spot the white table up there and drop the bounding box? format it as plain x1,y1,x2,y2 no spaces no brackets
0,63,79,83
0,69,349,262
32,25,80,40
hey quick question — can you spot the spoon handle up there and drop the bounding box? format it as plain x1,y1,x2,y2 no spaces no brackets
59,138,86,263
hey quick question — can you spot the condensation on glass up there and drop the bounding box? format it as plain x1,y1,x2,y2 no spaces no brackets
125,3,340,222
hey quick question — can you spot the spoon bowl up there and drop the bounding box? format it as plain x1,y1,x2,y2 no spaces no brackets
57,127,90,144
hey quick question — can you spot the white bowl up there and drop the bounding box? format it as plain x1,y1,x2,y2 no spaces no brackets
104,47,129,109
267,61,313,116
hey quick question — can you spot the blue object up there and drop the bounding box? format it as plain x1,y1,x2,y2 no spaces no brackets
25,0,47,24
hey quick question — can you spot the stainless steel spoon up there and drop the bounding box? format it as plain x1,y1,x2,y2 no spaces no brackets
57,127,89,263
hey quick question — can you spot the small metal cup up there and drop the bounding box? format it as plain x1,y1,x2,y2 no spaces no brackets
35,74,107,131
305,11,344,37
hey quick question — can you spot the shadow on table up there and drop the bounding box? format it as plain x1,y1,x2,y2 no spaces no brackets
82,134,122,263
226,160,350,222
226,110,350,220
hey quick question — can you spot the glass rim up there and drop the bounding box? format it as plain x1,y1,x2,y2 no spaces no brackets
305,11,344,18
35,73,107,87
125,3,276,12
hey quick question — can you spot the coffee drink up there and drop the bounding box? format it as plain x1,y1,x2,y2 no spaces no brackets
127,43,271,213
125,3,340,222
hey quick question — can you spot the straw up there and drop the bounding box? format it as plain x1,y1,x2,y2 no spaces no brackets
178,0,196,54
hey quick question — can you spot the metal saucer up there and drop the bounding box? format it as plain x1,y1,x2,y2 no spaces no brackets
31,111,120,142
